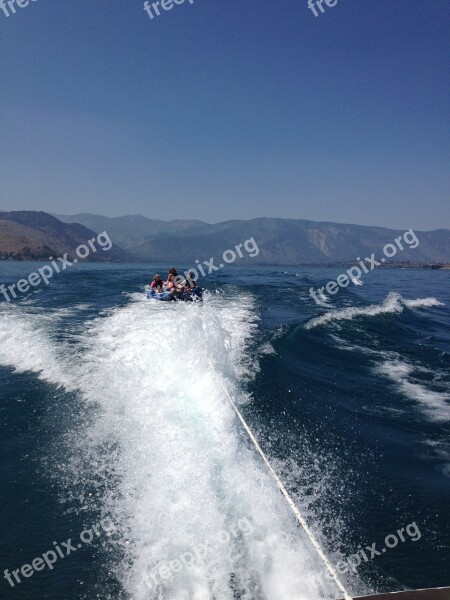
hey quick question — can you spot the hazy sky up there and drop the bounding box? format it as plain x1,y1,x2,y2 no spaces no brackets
0,0,448,229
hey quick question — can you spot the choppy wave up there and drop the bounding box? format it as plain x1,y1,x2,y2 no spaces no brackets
0,295,340,600
374,360,450,423
305,292,444,329
328,332,450,423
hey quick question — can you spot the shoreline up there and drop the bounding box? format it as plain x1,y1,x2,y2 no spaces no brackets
0,258,449,269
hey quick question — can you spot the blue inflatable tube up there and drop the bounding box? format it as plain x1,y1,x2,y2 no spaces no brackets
146,288,203,302
146,289,176,301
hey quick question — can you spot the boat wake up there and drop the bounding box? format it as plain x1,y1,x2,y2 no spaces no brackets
0,295,342,600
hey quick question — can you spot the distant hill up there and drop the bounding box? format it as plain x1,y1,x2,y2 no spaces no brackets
0,211,132,262
56,213,450,265
54,213,209,251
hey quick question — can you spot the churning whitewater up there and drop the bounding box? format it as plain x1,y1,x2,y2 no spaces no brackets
0,293,340,600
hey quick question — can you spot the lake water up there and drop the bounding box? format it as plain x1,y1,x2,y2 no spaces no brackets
0,262,448,600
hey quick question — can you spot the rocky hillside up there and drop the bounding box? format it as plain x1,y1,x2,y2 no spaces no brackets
0,211,132,262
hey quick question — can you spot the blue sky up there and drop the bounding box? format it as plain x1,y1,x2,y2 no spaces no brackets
0,0,448,229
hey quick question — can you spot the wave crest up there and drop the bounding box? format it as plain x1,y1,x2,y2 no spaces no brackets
305,292,444,329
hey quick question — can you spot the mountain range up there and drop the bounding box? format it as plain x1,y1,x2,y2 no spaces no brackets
0,210,449,264
55,212,450,265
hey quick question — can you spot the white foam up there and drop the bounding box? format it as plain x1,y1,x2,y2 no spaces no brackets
350,277,363,287
420,440,450,479
0,295,339,600
403,297,445,309
259,342,276,355
305,292,444,329
327,330,450,424
313,289,332,308
374,360,450,423
0,303,76,389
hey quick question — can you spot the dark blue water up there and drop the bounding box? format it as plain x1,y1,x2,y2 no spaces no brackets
0,262,449,600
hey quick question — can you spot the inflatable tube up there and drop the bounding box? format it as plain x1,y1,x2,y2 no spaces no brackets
146,289,176,301
146,287,203,302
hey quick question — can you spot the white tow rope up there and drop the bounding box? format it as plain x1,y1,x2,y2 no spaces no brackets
208,360,353,600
